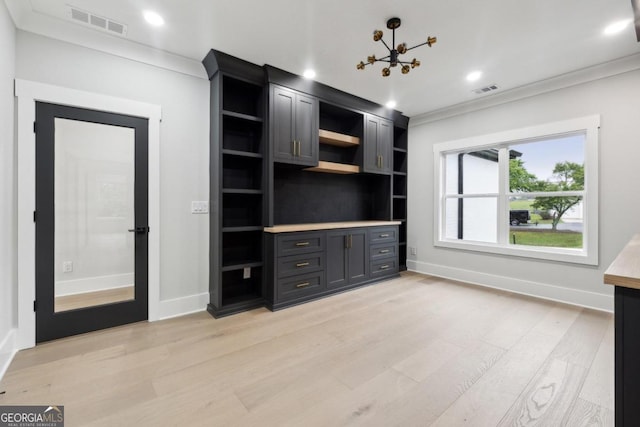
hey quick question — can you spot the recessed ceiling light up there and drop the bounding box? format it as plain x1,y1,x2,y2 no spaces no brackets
385,100,397,109
143,10,164,27
603,19,632,36
466,71,482,82
303,69,316,79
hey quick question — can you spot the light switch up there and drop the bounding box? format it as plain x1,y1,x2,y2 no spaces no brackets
191,201,209,214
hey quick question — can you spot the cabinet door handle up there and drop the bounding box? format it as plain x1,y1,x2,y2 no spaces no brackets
379,249,390,254
349,234,353,249
380,234,390,238
295,241,310,247
296,282,311,288
380,264,390,270
296,262,310,267
291,140,296,156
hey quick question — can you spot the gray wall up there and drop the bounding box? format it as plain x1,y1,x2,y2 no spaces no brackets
0,0,16,367
15,31,210,302
408,68,640,310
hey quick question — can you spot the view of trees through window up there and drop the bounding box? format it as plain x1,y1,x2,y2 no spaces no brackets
508,134,585,249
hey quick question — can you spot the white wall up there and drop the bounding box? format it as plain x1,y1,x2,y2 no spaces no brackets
15,31,210,302
0,0,16,375
408,68,640,311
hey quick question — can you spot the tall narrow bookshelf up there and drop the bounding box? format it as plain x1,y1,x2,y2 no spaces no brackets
203,50,266,317
392,125,408,270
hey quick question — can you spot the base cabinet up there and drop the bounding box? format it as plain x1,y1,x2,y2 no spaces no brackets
326,229,369,290
266,225,398,310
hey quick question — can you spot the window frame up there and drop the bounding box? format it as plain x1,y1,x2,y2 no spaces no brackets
433,115,600,265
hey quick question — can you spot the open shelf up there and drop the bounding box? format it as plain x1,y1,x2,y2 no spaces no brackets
223,115,263,154
221,267,263,306
222,75,263,118
393,147,407,153
222,230,262,267
222,188,263,195
222,155,262,190
222,110,263,122
221,261,263,272
222,226,263,232
222,149,263,159
222,192,262,228
319,129,360,147
305,161,360,175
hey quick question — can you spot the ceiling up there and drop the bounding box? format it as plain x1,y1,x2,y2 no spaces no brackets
5,0,640,117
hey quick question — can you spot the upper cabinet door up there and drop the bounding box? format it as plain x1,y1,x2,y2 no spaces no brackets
271,86,297,164
270,85,318,166
363,114,392,175
294,93,318,166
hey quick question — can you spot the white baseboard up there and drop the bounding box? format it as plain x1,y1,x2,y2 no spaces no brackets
157,292,208,321
55,273,134,296
407,260,613,313
0,328,17,383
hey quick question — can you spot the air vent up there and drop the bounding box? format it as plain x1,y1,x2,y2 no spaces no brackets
67,5,128,36
472,84,499,95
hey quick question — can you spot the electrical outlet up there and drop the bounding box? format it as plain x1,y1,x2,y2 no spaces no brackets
191,201,209,214
410,247,417,256
243,267,251,279
62,261,73,273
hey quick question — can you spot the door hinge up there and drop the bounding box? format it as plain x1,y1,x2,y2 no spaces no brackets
33,300,37,312
33,121,37,134
33,211,37,222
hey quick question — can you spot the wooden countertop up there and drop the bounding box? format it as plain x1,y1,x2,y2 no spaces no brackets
264,221,402,233
604,234,640,290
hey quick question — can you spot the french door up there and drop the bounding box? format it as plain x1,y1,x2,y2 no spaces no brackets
35,102,149,343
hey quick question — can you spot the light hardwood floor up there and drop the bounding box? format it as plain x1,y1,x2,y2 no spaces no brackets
0,272,613,426
55,286,135,312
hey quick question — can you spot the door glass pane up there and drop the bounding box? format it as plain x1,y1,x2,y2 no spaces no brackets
54,118,135,312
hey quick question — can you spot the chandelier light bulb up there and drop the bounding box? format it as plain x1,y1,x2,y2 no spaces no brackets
373,30,383,41
411,58,420,68
382,67,391,77
357,61,365,70
427,36,437,47
397,43,407,54
367,55,376,64
401,65,410,74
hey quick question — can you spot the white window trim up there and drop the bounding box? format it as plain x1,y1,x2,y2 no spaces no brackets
433,115,600,266
15,79,162,350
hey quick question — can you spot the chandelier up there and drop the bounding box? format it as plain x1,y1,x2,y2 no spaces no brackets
357,17,437,77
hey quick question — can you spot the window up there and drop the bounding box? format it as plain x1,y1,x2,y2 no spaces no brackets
433,116,599,265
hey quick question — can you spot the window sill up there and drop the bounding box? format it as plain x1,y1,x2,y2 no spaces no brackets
434,238,597,266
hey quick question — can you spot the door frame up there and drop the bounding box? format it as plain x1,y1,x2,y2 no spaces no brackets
16,79,161,349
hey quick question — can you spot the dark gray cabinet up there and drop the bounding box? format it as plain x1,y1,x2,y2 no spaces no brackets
363,114,393,175
271,85,318,166
266,224,398,310
326,228,369,290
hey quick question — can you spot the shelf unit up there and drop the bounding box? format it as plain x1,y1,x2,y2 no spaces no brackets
392,125,408,271
314,102,363,174
204,50,267,317
306,161,360,174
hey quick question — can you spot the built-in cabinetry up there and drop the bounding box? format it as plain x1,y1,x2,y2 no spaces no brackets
265,223,399,310
271,85,318,166
363,114,393,175
203,51,409,317
203,51,267,317
393,125,408,270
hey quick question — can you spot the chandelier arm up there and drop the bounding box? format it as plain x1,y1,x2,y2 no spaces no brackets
404,41,430,52
379,38,392,53
377,54,391,61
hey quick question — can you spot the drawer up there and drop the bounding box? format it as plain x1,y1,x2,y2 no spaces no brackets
370,243,397,261
369,227,398,245
277,232,324,256
370,258,398,278
278,252,324,278
277,271,325,303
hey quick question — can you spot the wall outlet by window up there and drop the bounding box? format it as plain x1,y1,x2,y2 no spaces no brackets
62,261,73,273
191,201,209,214
410,247,417,256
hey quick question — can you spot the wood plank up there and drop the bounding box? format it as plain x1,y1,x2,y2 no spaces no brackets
0,272,614,426
319,129,360,147
264,220,401,233
304,160,360,174
579,317,614,410
604,233,640,289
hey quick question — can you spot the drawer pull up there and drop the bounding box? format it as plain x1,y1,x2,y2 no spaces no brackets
296,282,311,288
295,242,310,247
379,249,390,254
379,234,390,238
380,265,390,270
296,262,310,267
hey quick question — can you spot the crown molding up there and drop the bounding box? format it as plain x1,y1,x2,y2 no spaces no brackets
410,52,640,127
5,0,206,79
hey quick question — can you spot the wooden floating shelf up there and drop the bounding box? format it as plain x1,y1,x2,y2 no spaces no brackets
319,129,360,147
305,161,360,175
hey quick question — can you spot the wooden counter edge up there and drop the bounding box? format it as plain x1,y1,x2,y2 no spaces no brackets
604,233,640,290
264,221,403,233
